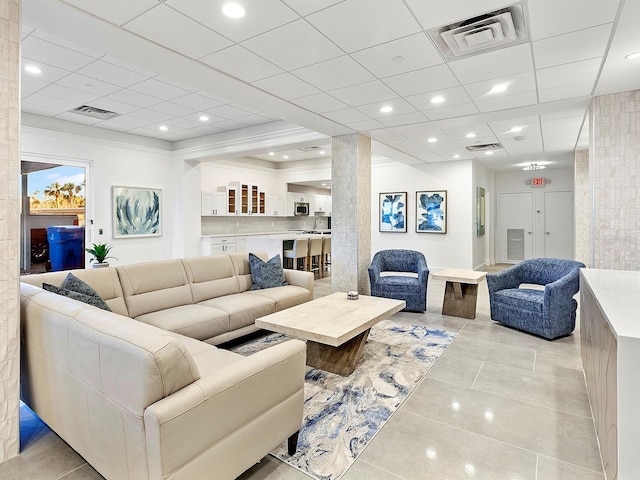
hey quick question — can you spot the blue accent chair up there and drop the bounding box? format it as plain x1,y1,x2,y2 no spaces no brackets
486,258,585,340
368,249,429,312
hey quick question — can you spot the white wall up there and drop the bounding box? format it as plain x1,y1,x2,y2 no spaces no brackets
22,127,177,266
371,160,474,271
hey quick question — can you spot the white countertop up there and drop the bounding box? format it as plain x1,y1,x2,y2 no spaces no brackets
202,230,330,238
581,268,640,340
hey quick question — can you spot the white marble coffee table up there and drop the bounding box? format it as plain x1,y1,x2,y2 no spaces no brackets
431,268,487,319
256,292,405,376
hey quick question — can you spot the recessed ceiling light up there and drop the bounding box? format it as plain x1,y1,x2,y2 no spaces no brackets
319,150,326,155
268,152,275,156
508,126,523,133
283,155,289,159
379,105,393,113
430,96,445,104
625,52,640,60
427,137,438,143
24,64,42,75
465,132,476,138
484,151,493,155
489,83,509,94
159,125,168,131
452,154,461,159
199,115,209,122
222,3,245,18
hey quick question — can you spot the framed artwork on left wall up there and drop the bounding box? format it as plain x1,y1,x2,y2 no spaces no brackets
112,186,162,238
379,192,407,232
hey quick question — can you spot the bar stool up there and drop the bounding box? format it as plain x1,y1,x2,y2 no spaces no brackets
321,236,331,278
283,238,308,271
307,237,323,278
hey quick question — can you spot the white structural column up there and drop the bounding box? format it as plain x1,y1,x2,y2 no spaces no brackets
0,0,21,463
574,149,590,266
331,134,371,294
589,90,640,270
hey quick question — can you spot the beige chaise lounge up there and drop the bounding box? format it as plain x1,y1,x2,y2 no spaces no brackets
19,252,313,479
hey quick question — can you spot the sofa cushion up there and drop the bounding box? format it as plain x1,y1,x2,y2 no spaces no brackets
117,260,193,318
135,304,230,342
43,282,112,311
198,293,275,331
493,288,544,313
180,255,241,303
248,253,287,290
373,275,423,293
228,251,268,292
246,285,311,311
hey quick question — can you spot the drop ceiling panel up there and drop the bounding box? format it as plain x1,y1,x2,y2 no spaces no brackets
350,33,444,79
541,117,584,151
89,98,142,116
21,76,49,97
442,124,494,140
463,72,536,102
475,91,538,113
406,86,473,111
425,103,479,120
290,93,349,113
533,24,612,69
538,83,595,103
307,0,422,53
106,89,162,109
497,128,544,156
60,0,159,26
356,99,417,119
241,20,343,71
536,58,602,90
22,93,82,115
124,5,233,59
293,56,375,91
208,105,254,120
129,108,178,123
21,59,71,86
171,93,227,111
527,0,620,41
448,43,533,84
148,101,198,117
36,84,100,106
31,30,103,58
382,64,459,97
252,73,320,100
77,60,150,88
322,108,370,124
329,81,398,107
166,0,299,43
200,45,284,83
281,0,344,16
377,112,430,128
129,78,193,101
346,119,386,132
21,36,96,71
55,73,122,98
56,111,105,125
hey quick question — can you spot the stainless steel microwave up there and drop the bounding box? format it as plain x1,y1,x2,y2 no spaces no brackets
294,202,310,216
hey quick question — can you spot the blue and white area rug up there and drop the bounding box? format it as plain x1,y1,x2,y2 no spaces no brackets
231,320,457,480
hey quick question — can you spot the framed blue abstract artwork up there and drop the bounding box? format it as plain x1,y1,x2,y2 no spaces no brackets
379,192,407,232
112,186,162,238
416,190,447,233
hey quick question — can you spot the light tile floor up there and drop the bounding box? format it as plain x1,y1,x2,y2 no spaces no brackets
2,267,604,480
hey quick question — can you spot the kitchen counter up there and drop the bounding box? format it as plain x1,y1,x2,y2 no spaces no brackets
245,233,329,260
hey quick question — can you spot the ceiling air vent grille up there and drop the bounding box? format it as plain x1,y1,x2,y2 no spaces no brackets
70,105,120,120
466,143,502,152
299,146,324,152
428,2,529,61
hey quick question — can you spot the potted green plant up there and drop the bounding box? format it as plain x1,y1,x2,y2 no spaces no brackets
85,243,117,268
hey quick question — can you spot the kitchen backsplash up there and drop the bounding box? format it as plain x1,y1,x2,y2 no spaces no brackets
201,215,330,235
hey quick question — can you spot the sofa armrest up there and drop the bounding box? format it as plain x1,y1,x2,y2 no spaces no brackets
284,268,314,293
143,339,306,479
544,269,581,313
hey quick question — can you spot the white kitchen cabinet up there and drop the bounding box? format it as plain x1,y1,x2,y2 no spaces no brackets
201,191,225,216
236,236,247,252
229,182,261,215
313,194,332,215
217,186,238,215
267,195,284,216
202,237,236,255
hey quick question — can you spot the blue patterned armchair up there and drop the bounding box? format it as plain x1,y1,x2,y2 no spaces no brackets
368,249,429,312
486,258,585,340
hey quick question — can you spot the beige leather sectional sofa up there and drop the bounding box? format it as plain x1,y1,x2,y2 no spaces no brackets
19,252,313,479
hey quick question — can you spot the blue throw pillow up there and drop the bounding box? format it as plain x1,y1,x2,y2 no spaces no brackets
249,253,288,290
43,281,112,312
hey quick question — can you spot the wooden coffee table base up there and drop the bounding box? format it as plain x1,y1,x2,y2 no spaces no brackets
306,329,370,376
442,281,479,319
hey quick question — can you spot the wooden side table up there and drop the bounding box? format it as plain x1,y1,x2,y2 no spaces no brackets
431,269,487,319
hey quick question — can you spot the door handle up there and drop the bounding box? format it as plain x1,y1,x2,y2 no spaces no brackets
546,232,550,235
527,231,532,235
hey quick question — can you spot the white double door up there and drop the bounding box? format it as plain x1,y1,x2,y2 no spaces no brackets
498,191,573,263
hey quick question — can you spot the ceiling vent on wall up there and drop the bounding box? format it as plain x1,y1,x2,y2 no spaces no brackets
299,146,325,152
466,143,502,152
70,105,120,120
427,3,529,61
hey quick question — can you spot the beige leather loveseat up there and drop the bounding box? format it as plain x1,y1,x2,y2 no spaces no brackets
20,252,313,479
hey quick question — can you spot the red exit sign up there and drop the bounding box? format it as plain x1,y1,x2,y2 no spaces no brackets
531,177,546,187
